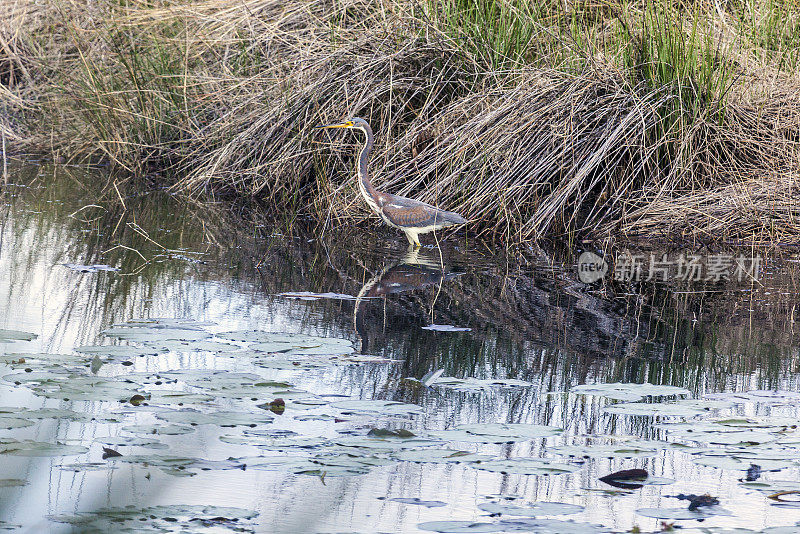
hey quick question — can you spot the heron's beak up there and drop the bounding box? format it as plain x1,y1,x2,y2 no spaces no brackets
315,121,353,129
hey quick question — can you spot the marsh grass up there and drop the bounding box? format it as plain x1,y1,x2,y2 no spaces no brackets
1,0,799,244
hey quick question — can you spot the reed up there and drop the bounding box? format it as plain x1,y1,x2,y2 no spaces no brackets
1,0,799,245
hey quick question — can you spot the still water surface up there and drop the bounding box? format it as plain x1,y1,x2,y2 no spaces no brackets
1,164,800,533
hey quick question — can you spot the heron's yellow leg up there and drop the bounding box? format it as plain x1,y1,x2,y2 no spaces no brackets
404,230,421,247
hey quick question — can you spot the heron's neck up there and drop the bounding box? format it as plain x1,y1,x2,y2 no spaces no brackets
356,125,379,208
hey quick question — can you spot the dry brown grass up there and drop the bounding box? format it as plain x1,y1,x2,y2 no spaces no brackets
2,0,800,245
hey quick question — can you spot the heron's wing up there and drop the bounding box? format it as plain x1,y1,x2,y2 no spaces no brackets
381,195,466,229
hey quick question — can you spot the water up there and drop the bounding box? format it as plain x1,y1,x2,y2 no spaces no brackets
1,164,800,533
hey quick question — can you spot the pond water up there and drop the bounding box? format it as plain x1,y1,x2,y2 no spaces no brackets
1,164,800,533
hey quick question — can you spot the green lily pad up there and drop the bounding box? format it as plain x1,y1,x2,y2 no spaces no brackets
603,402,706,417
332,399,423,415
74,345,161,358
121,424,195,435
102,327,211,343
418,519,605,533
0,417,35,429
0,329,37,342
456,423,562,440
477,502,584,516
549,443,657,459
155,410,273,426
571,382,690,401
96,436,167,448
636,506,733,519
392,449,493,463
473,458,580,475
428,377,535,390
144,340,240,353
0,440,88,456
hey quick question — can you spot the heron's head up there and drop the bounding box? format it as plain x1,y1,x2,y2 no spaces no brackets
316,117,370,131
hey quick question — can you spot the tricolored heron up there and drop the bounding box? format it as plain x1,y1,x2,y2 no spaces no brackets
316,117,467,247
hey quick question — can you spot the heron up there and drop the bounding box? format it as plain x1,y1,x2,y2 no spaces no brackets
316,117,467,247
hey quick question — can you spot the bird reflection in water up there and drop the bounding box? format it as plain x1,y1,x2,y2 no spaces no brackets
353,249,463,353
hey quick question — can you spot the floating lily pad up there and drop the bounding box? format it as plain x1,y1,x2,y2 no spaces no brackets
571,382,690,401
392,449,493,464
0,329,37,343
334,435,445,451
0,479,27,487
60,462,117,472
456,423,562,440
144,340,240,353
0,440,88,457
473,458,579,475
121,424,195,435
220,435,329,449
50,504,257,532
32,376,143,401
102,327,211,343
0,417,34,429
417,521,501,532
603,402,706,417
550,444,657,459
478,502,584,516
116,454,197,468
430,377,535,390
332,399,423,415
156,410,273,427
428,430,525,444
418,519,605,533
96,436,167,449
74,345,160,358
388,497,447,507
636,506,734,519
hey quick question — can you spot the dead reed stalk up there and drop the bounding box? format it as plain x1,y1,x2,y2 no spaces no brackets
2,0,800,244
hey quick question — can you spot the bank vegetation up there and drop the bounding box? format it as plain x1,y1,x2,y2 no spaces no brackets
1,0,799,244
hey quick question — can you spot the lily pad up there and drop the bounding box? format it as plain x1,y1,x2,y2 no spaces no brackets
0,479,27,487
392,449,493,464
478,502,584,516
155,410,273,427
102,327,211,343
0,329,37,343
121,424,195,435
332,399,423,415
549,444,657,459
418,519,605,533
571,382,690,401
74,345,160,358
473,458,580,475
388,497,447,507
603,402,706,417
456,423,562,440
636,506,734,519
0,440,88,457
0,417,35,429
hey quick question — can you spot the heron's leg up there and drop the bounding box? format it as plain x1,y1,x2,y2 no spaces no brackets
404,230,421,248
